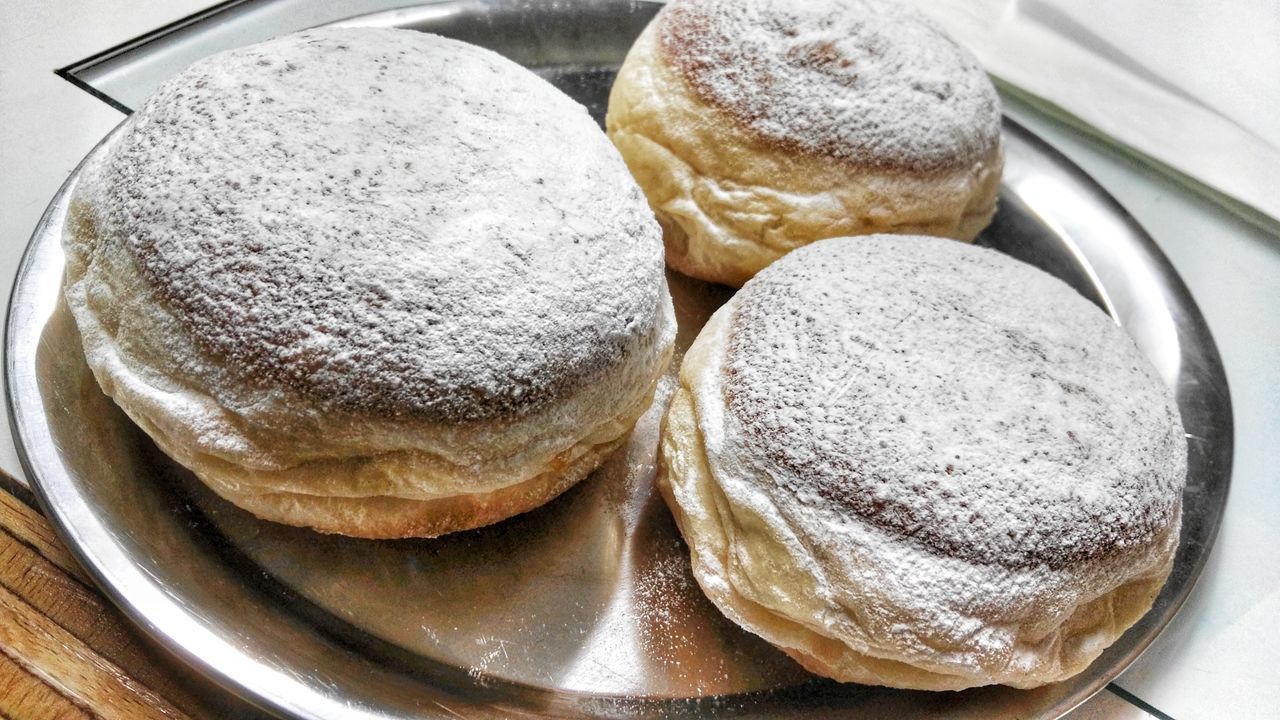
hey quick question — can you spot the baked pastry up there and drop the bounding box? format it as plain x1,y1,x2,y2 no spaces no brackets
62,28,675,538
606,0,1004,286
658,235,1186,689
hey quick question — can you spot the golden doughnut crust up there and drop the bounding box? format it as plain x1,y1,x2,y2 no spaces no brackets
606,1,1003,286
185,426,628,539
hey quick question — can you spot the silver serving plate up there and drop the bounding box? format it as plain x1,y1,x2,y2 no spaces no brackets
5,1,1232,718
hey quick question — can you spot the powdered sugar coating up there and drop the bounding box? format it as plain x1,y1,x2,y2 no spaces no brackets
723,236,1185,569
88,28,664,423
659,0,1001,171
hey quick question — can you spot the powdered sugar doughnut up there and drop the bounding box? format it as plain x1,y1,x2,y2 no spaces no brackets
658,235,1185,689
63,27,675,538
607,0,1004,286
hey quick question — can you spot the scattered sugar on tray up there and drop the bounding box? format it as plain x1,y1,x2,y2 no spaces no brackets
634,543,695,642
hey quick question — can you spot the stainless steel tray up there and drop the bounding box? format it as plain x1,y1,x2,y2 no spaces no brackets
6,1,1231,718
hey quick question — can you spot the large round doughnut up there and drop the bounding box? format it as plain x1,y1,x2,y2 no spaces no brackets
62,27,675,538
657,235,1185,689
607,0,1004,286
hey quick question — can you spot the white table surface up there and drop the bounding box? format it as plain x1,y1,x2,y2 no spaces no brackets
3,2,1278,718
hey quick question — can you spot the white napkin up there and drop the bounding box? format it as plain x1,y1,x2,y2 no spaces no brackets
904,0,1280,228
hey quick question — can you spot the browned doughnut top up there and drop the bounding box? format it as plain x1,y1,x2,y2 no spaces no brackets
722,236,1186,569
658,0,1002,172
91,28,665,423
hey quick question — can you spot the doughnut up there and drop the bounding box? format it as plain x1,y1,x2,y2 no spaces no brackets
657,235,1186,689
606,0,1004,286
62,28,675,538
